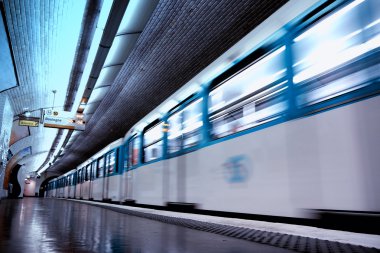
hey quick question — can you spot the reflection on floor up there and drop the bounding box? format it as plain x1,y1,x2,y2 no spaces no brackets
0,198,294,253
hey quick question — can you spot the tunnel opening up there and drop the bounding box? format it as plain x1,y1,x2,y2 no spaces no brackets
39,176,57,197
8,164,21,198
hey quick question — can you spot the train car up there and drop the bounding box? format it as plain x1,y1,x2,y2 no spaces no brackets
46,0,380,229
121,0,380,218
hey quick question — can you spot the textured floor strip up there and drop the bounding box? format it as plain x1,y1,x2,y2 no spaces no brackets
67,199,380,253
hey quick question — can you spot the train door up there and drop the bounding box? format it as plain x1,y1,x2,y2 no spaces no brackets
96,156,104,200
89,160,96,200
75,170,82,199
105,149,119,201
84,164,91,199
73,172,76,198
68,174,72,198
102,152,110,201
126,136,139,201
115,148,123,201
80,167,85,199
121,143,129,201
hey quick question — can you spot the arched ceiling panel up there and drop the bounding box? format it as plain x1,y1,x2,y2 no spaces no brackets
95,65,123,89
104,33,140,67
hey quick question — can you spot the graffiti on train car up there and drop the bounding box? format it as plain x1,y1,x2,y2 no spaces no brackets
222,155,251,183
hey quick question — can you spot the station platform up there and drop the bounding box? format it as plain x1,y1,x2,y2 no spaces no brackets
0,198,379,253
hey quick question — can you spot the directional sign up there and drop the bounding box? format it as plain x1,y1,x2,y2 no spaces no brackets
43,110,85,131
19,120,39,127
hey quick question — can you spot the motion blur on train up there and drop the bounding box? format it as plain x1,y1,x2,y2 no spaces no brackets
47,0,380,224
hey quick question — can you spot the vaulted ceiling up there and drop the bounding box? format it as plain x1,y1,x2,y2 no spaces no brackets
3,0,288,176
2,0,87,177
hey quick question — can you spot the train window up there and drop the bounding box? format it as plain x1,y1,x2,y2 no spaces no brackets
105,151,115,174
182,98,203,148
82,168,86,183
129,136,140,166
209,46,287,139
110,150,116,173
128,141,132,167
168,110,182,153
115,151,119,173
293,0,380,106
124,145,128,170
86,164,91,181
97,156,104,178
168,98,203,152
78,170,81,183
143,122,163,162
78,169,82,183
91,160,97,180
90,164,93,180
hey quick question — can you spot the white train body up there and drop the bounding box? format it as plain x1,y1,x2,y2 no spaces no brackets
46,0,380,227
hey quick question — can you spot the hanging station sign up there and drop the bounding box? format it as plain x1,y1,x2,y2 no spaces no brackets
43,109,85,131
19,118,39,127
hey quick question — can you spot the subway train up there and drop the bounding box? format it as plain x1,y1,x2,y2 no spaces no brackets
47,0,380,231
